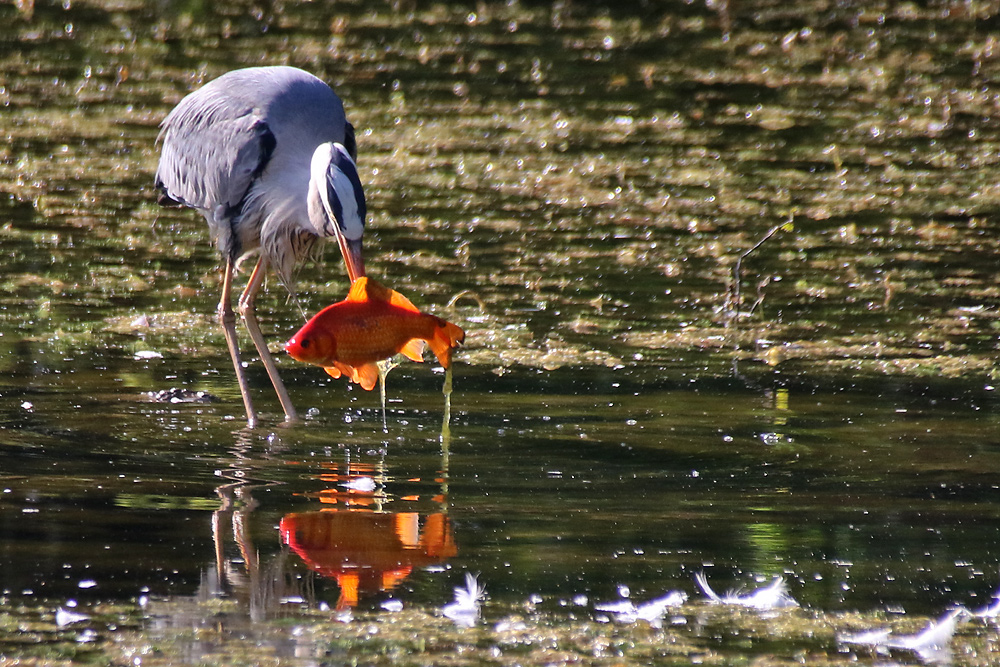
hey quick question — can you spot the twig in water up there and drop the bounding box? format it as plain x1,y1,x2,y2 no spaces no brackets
726,218,792,325
440,365,453,479
446,290,487,311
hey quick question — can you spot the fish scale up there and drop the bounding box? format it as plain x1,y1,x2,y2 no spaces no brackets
326,304,432,365
286,277,465,390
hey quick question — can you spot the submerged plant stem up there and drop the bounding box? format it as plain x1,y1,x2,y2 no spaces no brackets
376,358,399,432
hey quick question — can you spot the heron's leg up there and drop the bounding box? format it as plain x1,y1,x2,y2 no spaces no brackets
237,257,298,423
219,259,258,428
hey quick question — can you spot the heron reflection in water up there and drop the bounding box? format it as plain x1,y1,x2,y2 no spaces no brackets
155,66,366,427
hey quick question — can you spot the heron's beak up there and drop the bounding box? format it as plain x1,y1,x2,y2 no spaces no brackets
337,235,366,283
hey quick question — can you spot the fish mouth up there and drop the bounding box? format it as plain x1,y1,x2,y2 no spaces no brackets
285,337,305,361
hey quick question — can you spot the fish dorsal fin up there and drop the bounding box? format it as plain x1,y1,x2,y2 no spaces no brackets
399,338,426,363
346,277,372,302
345,277,421,313
387,288,420,313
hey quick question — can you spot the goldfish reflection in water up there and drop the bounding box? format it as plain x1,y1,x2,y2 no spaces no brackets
280,511,456,609
280,463,456,609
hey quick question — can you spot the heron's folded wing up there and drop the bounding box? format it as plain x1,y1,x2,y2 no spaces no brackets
155,95,275,215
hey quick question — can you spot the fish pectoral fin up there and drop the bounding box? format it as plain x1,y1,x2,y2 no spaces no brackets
324,366,343,379
330,361,355,380
331,361,379,391
399,338,426,363
354,363,380,391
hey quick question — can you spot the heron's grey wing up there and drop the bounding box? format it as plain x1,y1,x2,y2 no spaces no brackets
343,122,357,162
155,97,276,216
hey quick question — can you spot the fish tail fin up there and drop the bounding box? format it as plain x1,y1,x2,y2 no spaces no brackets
427,318,466,369
399,338,426,363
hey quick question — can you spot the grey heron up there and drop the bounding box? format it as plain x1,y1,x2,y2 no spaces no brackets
155,66,366,427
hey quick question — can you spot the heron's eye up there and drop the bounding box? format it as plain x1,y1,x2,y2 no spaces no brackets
300,339,311,349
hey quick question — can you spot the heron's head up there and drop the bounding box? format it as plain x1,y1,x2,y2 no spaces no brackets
309,142,367,282
285,323,336,367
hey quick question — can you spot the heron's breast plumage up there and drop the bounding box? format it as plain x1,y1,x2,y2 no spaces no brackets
242,158,321,287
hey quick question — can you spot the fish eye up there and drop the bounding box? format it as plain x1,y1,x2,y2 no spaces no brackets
300,338,311,349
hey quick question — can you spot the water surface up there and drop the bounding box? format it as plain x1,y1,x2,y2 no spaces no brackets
3,1,1000,664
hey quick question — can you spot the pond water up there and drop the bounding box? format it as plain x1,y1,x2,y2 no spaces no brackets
4,0,1000,664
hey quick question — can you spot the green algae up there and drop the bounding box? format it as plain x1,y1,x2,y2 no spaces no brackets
3,596,999,667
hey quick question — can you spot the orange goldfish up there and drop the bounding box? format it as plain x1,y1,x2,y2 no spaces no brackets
285,277,465,390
